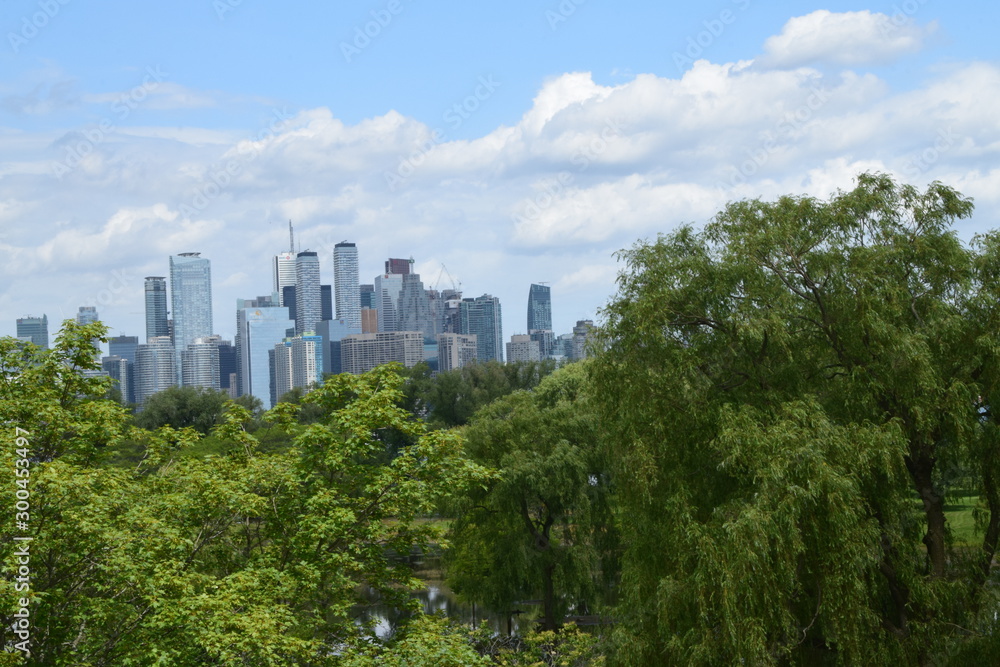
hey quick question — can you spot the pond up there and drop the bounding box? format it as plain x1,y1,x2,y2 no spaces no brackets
353,552,538,639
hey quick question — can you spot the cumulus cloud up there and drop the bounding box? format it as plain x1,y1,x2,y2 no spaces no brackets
2,46,999,341
760,10,936,68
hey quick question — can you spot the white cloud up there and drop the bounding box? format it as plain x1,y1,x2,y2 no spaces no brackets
760,10,936,68
2,49,999,342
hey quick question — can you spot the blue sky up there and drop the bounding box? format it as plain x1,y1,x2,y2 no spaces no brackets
1,0,998,346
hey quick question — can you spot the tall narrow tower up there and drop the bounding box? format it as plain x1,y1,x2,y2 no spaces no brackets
170,253,213,384
144,277,169,341
295,251,321,335
527,283,552,332
333,242,361,330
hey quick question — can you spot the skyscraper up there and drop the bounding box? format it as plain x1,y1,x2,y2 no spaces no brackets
437,332,477,372
507,334,541,363
460,294,503,363
334,242,361,330
527,284,552,332
134,336,176,407
340,331,423,375
76,306,99,325
181,336,222,390
359,284,375,309
374,272,403,333
169,253,213,384
76,306,101,361
144,277,169,341
321,285,333,322
109,336,139,364
385,257,412,275
398,273,435,341
16,315,48,349
236,304,293,410
107,335,139,404
295,251,321,335
273,251,297,307
102,356,132,405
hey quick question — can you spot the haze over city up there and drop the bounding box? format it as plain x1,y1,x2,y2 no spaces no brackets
1,0,998,345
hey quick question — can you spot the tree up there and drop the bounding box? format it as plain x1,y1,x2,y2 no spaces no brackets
1,323,490,664
134,384,233,434
413,359,558,428
446,363,617,632
591,174,1000,664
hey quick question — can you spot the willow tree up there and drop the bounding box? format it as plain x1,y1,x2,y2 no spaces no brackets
591,174,1000,665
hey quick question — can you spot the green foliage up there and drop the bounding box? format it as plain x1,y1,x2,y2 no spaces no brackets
340,615,491,667
134,384,234,434
410,359,559,428
0,328,490,665
591,173,1000,664
447,363,617,631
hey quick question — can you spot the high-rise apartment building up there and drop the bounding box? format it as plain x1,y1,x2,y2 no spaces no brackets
334,242,361,331
340,331,423,375
16,315,48,349
144,277,169,341
134,336,176,407
181,336,222,390
437,332,478,372
460,294,503,363
170,253,213,384
527,284,552,332
295,251,321,335
507,334,541,363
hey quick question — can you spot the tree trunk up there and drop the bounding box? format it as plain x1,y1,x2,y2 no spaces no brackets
908,454,946,577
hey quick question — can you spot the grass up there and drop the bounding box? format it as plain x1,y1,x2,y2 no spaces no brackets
943,491,980,547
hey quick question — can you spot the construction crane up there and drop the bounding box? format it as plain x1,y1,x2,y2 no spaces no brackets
431,263,461,293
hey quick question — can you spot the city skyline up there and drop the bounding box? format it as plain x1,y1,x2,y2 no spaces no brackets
2,3,999,351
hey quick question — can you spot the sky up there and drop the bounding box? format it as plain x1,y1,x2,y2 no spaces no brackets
1,0,998,349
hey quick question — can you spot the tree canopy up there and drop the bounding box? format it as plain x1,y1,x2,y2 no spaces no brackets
446,363,617,632
1,322,490,665
591,173,1000,664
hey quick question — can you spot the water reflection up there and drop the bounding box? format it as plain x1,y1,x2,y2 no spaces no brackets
353,553,535,639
